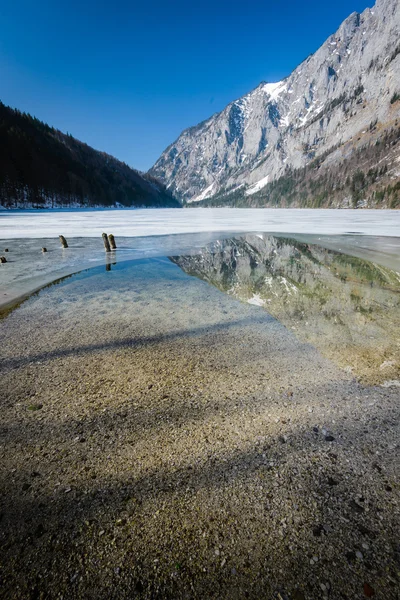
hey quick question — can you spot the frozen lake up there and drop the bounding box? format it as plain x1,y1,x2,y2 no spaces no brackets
1,208,400,310
1,207,400,238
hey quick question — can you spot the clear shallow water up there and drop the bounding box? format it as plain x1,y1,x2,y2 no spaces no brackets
1,231,400,311
2,233,399,386
172,234,400,385
1,207,400,238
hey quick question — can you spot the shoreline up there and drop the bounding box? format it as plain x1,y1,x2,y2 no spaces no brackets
1,232,400,313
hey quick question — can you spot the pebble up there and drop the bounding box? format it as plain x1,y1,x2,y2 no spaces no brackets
363,582,375,597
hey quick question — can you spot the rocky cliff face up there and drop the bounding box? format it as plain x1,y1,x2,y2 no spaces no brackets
150,0,400,206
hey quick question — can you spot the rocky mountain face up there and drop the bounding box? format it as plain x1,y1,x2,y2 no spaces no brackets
171,234,400,384
150,0,400,208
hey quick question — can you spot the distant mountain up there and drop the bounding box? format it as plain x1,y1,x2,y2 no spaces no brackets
150,0,400,209
0,102,180,209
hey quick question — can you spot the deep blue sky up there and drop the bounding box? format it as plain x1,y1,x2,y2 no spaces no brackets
1,0,371,171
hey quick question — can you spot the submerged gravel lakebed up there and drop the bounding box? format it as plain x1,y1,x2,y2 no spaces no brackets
0,255,399,599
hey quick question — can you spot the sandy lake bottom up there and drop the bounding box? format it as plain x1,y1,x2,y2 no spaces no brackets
0,233,399,599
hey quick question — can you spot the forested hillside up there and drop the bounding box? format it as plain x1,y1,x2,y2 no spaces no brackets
0,102,180,209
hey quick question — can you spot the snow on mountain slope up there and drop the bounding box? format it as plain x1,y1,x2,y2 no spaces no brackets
150,0,400,204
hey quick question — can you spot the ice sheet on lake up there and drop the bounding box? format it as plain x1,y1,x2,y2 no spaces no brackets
1,208,400,239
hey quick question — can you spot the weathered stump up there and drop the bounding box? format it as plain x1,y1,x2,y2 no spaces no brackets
0,256,7,263
42,248,47,253
59,235,68,248
108,234,117,250
102,233,111,252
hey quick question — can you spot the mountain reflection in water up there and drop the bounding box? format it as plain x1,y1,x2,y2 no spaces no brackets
170,234,400,385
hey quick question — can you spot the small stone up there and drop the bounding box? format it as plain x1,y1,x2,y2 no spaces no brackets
0,256,7,263
346,551,356,563
34,524,45,538
42,248,47,253
313,426,319,433
4,249,8,252
356,551,363,560
313,524,323,537
28,404,43,411
325,435,335,442
22,483,31,492
350,499,365,513
363,582,375,597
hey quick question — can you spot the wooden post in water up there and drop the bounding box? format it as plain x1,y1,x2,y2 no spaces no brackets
59,235,68,248
108,234,117,250
102,233,111,252
42,248,47,253
0,256,7,263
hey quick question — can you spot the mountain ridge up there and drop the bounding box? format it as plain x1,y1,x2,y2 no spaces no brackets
150,0,400,208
